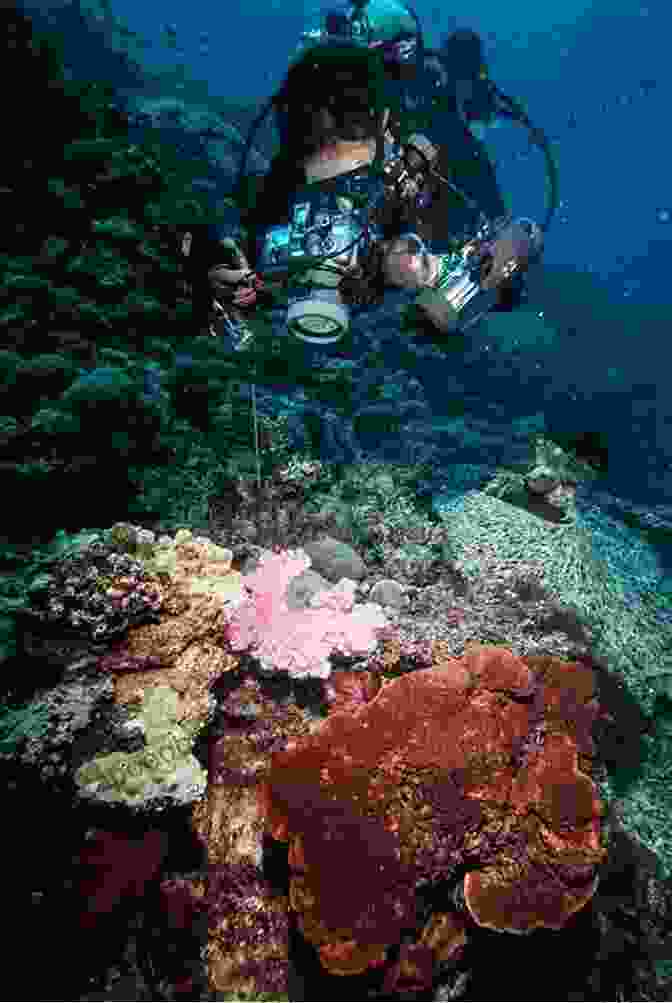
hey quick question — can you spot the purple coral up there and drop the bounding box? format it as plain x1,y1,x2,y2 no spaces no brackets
224,549,387,679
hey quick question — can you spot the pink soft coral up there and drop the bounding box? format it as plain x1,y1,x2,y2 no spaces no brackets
225,549,388,679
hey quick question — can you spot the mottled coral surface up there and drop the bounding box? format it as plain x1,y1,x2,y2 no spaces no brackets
260,645,607,978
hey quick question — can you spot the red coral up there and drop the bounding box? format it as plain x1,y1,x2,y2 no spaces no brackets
463,848,600,935
260,645,606,975
75,828,168,928
159,877,204,930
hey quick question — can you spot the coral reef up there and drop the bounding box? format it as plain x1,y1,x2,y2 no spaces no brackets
260,644,607,983
67,527,246,806
3,514,672,999
2,3,671,999
22,535,163,647
191,674,319,997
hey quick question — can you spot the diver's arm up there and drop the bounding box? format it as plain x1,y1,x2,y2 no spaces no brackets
241,151,305,270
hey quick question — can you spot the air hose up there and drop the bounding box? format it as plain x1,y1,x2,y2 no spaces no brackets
488,84,560,235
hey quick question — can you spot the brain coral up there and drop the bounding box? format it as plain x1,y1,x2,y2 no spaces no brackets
259,644,607,978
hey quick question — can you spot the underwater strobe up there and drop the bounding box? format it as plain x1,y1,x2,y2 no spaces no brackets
413,216,543,333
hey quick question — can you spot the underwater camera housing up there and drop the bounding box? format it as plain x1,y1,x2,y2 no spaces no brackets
256,168,384,343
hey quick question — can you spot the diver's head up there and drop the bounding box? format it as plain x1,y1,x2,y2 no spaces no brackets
299,2,420,56
274,42,394,161
439,28,486,81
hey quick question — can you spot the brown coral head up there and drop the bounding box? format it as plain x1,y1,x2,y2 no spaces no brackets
461,644,536,696
463,856,601,934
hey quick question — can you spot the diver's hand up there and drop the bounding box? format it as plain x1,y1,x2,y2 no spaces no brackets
232,274,264,307
480,222,539,291
209,236,263,308
210,268,264,308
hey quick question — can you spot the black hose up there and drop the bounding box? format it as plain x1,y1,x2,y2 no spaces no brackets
489,84,560,234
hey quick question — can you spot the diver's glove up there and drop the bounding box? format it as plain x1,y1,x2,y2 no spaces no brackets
204,238,268,349
338,266,381,308
207,238,265,308
337,242,387,309
479,219,543,291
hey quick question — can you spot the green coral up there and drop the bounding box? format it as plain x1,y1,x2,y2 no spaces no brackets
0,700,51,755
531,434,600,483
106,521,157,561
144,546,178,578
74,685,206,803
188,568,243,602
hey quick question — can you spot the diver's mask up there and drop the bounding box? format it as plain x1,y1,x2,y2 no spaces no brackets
298,0,419,59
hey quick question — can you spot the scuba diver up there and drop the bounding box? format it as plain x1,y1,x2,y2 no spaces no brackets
181,0,557,351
